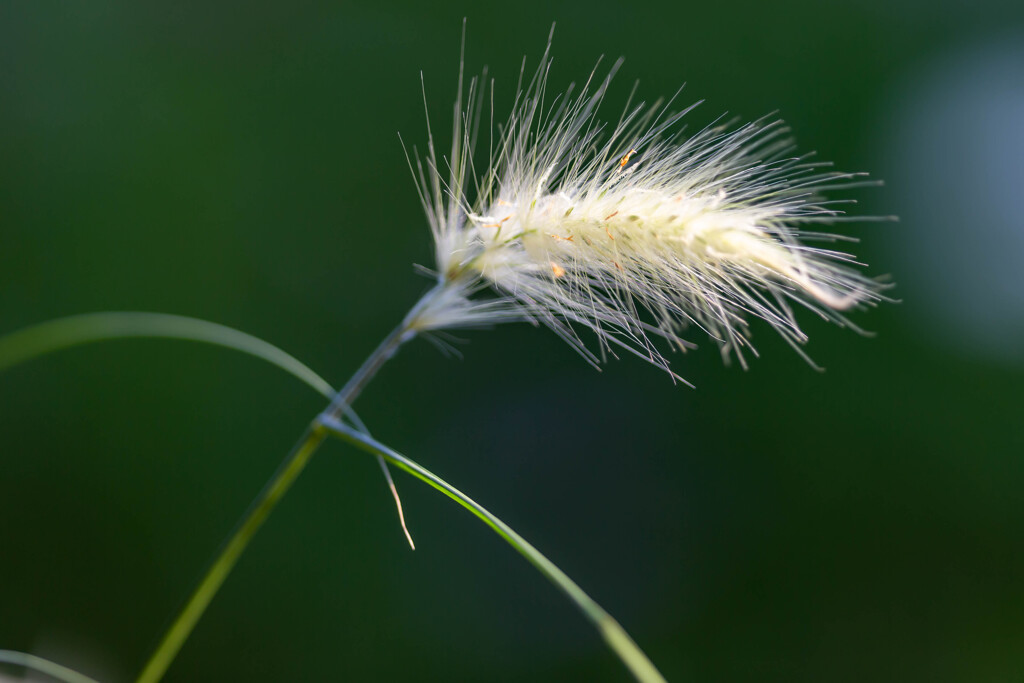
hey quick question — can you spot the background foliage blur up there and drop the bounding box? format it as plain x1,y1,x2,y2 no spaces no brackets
2,1,1022,681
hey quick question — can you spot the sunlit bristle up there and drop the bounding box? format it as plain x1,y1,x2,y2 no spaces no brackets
403,31,888,377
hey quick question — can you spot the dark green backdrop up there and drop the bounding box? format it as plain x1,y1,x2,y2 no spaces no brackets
2,2,1023,681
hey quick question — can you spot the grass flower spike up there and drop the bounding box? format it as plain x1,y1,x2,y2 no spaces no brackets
406,32,884,377
0,24,899,683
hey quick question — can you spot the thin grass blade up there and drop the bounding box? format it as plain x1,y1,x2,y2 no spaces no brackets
0,311,333,398
317,415,667,683
0,649,101,683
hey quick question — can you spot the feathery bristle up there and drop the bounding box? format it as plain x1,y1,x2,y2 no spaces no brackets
403,32,887,377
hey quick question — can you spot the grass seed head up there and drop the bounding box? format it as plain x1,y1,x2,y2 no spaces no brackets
404,32,887,379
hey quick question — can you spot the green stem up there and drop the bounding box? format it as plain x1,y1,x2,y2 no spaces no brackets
317,415,667,683
135,312,421,683
320,281,442,421
135,426,326,683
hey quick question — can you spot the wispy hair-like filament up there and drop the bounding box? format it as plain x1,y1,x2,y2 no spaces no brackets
403,29,887,379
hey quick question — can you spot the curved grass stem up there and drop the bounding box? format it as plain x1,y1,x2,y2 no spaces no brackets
0,650,102,683
0,312,334,399
317,414,667,683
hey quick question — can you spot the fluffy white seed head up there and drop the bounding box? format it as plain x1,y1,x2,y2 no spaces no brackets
403,35,886,378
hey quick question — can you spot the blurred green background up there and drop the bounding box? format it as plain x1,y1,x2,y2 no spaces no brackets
2,1,1023,681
